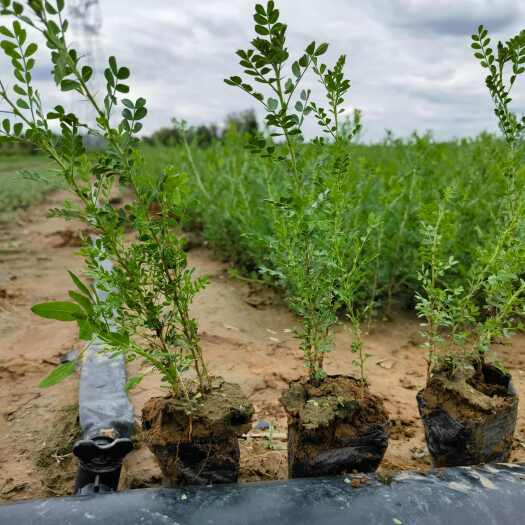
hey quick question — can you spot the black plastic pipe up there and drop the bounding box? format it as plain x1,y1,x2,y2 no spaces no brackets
1,464,524,524
73,257,134,494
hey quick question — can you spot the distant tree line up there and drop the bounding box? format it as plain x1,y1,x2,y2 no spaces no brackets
0,110,259,154
142,110,259,147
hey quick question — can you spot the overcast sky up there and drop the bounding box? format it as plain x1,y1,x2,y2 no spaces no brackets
2,0,525,142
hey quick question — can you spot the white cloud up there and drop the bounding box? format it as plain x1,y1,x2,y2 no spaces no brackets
369,0,522,34
0,0,523,142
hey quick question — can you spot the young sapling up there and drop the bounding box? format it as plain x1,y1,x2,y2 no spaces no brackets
414,25,524,467
0,0,254,486
225,0,360,383
226,0,390,478
0,0,212,399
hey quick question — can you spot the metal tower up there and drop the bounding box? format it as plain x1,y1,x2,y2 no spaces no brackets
69,0,103,125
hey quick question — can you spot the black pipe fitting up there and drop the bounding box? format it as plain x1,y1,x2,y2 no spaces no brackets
74,434,133,494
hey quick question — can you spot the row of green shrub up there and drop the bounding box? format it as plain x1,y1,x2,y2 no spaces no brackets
143,131,524,315
0,155,59,214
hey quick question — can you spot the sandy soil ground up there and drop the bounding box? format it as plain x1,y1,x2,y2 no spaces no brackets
1,191,525,503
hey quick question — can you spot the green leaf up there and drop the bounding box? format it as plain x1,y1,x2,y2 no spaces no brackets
306,41,316,55
109,55,118,75
77,319,94,341
0,40,21,59
0,26,14,38
134,106,147,120
292,61,300,77
69,290,93,314
2,118,10,133
115,83,130,93
104,68,114,86
255,25,269,36
121,98,134,109
68,271,92,298
267,97,278,111
81,65,93,82
117,66,130,80
24,42,37,57
12,2,23,15
268,9,279,24
61,79,81,92
39,361,76,388
44,1,57,15
32,301,86,322
315,43,329,56
122,108,133,120
125,375,144,392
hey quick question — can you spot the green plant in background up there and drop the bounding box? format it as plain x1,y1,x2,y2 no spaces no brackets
0,0,210,398
337,213,381,395
415,190,463,380
415,25,525,378
225,0,366,382
142,122,518,321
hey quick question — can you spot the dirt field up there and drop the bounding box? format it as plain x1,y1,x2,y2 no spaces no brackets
1,191,525,503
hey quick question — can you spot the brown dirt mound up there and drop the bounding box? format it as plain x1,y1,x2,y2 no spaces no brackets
142,378,253,485
142,378,253,443
281,375,390,476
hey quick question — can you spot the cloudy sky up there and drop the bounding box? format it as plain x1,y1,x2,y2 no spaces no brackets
2,0,525,142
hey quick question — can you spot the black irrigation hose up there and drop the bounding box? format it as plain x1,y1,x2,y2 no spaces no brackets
73,257,134,494
0,464,524,524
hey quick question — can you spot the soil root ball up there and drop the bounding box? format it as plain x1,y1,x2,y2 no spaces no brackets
142,378,253,486
280,375,390,478
417,361,518,467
